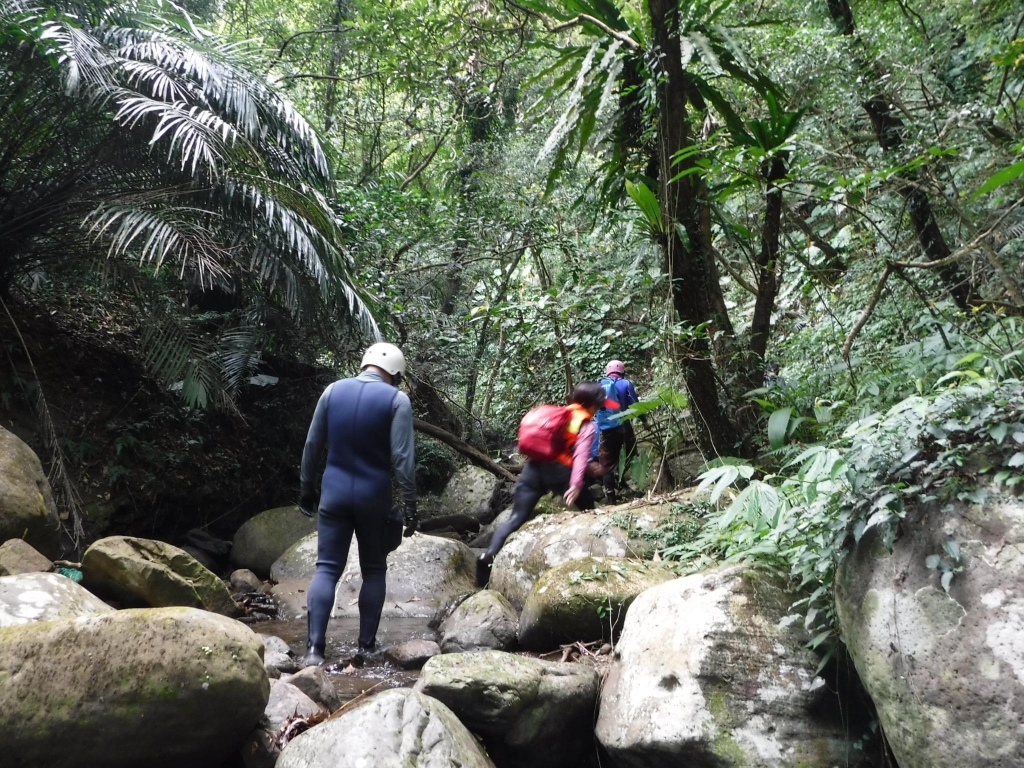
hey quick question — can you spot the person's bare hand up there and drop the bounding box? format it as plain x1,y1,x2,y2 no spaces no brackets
564,486,581,507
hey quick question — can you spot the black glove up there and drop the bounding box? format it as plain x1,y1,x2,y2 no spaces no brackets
299,487,318,518
403,503,418,538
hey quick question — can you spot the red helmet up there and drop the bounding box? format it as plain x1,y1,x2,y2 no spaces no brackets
605,360,625,376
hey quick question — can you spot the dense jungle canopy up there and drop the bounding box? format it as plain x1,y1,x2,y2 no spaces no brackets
1,0,1023,650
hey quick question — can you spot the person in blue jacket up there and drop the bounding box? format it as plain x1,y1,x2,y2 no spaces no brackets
592,359,640,504
298,342,417,666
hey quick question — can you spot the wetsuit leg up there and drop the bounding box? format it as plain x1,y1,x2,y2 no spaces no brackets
486,461,545,558
352,504,388,649
620,422,637,488
306,507,356,654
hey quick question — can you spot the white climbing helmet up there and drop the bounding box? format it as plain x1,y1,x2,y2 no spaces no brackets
360,342,406,378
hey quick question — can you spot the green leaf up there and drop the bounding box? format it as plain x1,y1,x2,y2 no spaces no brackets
941,570,954,592
767,407,792,450
974,158,1024,198
625,179,664,235
925,554,941,570
1009,452,1024,468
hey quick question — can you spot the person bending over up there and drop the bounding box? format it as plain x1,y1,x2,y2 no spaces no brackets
298,342,418,666
476,381,611,587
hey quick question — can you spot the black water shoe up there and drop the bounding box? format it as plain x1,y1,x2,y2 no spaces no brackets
476,554,493,588
301,647,326,667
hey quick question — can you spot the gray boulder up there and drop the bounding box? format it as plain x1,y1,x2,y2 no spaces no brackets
469,506,513,549
0,606,269,768
232,506,317,578
0,572,112,627
271,533,475,620
231,568,264,594
280,666,340,711
385,638,442,670
415,650,599,768
518,556,676,650
440,589,518,653
836,485,1024,768
489,510,639,610
596,565,853,767
439,465,503,523
243,679,326,768
0,538,52,576
82,535,240,616
276,688,495,768
0,426,61,558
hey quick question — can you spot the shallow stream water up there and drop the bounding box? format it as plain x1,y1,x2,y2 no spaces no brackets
254,616,436,701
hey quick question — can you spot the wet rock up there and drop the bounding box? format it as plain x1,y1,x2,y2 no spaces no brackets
0,538,52,576
440,589,518,653
419,513,481,534
596,564,853,767
518,557,676,651
836,484,1024,768
243,679,326,768
0,425,62,558
271,533,475,620
82,535,240,616
385,638,441,670
280,666,340,711
0,606,269,768
186,528,232,561
231,569,265,594
181,545,218,572
0,572,112,627
276,688,495,768
415,650,599,768
489,510,639,610
232,506,317,578
469,506,513,549
439,465,504,523
260,634,293,656
265,650,301,677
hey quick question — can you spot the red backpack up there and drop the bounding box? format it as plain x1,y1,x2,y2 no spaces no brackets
517,404,572,462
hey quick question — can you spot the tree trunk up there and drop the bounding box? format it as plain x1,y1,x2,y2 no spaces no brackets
481,324,506,420
826,0,976,310
648,0,743,458
747,157,787,387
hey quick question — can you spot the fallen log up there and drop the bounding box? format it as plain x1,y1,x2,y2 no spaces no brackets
412,418,517,483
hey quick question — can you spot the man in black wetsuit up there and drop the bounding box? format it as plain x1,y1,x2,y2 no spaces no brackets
298,342,418,666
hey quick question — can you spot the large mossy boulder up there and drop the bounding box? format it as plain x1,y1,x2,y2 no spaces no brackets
0,538,52,576
439,589,518,653
277,688,495,768
0,572,112,627
439,464,504,523
415,650,599,768
489,510,639,610
82,535,239,616
0,607,270,768
517,557,676,651
836,484,1024,768
232,506,317,578
596,565,854,767
271,532,475,620
0,426,62,558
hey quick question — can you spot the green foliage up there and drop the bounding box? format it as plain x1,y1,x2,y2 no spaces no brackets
675,372,1024,653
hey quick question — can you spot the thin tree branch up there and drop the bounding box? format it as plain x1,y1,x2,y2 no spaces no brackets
278,71,381,83
842,265,892,361
269,25,354,70
504,0,641,50
400,128,452,191
713,250,757,295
